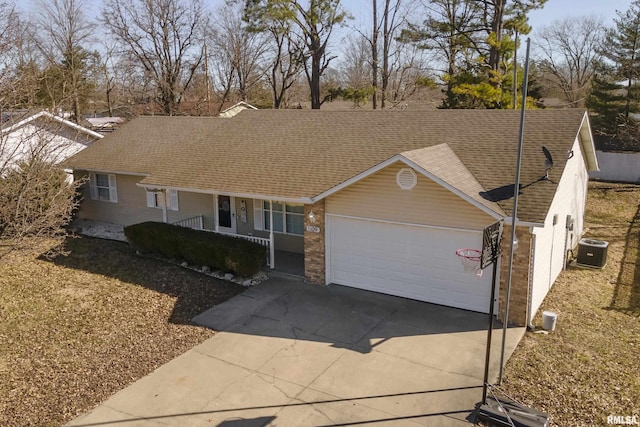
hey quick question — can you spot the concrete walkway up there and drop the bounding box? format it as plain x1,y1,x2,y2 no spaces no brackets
68,274,525,427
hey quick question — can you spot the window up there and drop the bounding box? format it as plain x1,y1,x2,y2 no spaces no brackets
254,200,304,236
146,189,179,211
89,173,117,202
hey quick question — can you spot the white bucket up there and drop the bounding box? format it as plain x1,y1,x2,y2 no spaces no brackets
542,311,557,331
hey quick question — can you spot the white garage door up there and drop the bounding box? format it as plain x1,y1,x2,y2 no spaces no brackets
328,216,494,313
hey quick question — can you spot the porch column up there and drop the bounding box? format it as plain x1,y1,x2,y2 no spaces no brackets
161,189,168,223
269,200,275,269
304,200,325,285
214,194,219,233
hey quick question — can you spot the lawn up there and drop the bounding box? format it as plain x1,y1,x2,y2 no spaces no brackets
500,181,640,426
0,236,244,427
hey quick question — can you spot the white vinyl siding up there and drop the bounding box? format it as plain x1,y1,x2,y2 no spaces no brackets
529,138,589,322
253,200,304,235
146,189,179,211
89,173,117,203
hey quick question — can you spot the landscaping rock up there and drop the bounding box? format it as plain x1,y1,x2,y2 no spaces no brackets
242,279,253,287
181,261,188,268
224,273,234,281
253,271,269,281
202,266,211,273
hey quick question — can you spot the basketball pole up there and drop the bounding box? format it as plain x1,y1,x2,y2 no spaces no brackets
481,246,500,404
498,37,531,384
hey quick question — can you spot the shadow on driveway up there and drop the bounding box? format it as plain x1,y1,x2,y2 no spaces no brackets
67,274,524,427
194,273,510,355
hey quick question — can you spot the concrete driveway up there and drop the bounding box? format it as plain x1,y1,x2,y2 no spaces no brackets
68,274,524,427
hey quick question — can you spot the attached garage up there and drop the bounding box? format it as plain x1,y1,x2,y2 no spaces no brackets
323,159,503,314
327,215,494,313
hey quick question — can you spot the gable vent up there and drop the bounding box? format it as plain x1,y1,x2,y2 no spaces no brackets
396,168,417,190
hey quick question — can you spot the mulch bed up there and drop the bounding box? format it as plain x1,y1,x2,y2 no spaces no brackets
0,236,244,427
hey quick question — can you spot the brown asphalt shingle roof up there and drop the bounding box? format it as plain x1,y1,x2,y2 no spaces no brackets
65,109,593,224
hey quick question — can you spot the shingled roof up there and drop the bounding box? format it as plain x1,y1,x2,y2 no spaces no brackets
65,109,596,224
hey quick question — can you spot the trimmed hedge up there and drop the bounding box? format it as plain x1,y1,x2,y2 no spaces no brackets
124,222,266,277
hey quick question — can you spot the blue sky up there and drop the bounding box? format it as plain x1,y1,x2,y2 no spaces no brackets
338,0,634,33
22,0,635,34
526,0,633,30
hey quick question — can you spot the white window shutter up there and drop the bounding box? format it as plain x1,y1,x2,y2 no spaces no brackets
89,173,98,200
146,191,155,208
253,199,263,231
108,174,117,203
169,189,179,211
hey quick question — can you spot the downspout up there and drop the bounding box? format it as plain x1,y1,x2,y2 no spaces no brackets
526,232,536,331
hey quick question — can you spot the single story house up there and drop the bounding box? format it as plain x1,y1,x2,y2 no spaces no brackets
64,109,598,326
1,110,103,172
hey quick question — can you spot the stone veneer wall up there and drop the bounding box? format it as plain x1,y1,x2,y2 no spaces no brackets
304,200,325,285
498,225,532,327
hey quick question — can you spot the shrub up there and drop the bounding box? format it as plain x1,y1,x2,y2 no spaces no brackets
124,222,266,277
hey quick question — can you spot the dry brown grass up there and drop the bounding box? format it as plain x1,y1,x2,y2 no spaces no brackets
0,236,244,427
500,182,640,426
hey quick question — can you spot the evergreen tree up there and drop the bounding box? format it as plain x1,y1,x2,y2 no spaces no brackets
400,0,545,109
603,0,640,119
588,1,640,147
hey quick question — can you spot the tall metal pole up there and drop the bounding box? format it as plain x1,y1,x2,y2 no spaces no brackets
482,252,501,404
498,38,531,384
512,31,518,109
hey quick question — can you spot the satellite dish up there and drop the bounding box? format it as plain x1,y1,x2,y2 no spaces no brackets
542,146,554,179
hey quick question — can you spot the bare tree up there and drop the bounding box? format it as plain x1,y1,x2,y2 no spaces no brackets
0,116,87,259
33,0,96,122
341,34,372,89
536,16,605,108
0,2,38,111
262,18,304,108
245,0,349,109
102,0,208,115
209,3,267,105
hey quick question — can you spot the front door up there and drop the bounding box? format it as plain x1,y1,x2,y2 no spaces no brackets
217,195,236,233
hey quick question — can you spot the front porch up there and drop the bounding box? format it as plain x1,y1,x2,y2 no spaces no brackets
172,214,305,277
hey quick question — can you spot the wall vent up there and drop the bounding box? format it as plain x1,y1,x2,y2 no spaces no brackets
396,168,417,190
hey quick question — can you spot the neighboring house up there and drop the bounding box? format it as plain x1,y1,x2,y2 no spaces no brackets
1,110,103,171
64,109,598,326
218,101,258,118
86,117,127,134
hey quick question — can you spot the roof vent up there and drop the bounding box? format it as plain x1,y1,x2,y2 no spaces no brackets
396,168,417,190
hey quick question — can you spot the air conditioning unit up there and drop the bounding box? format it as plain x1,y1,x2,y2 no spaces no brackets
576,238,609,268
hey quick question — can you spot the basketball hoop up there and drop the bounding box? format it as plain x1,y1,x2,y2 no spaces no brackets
456,248,483,277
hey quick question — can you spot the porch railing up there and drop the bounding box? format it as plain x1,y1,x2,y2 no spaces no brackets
171,215,204,230
216,231,272,268
171,215,273,268
215,231,270,248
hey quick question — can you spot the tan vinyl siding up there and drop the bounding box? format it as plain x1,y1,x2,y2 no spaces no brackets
167,192,214,229
326,162,493,230
75,172,162,226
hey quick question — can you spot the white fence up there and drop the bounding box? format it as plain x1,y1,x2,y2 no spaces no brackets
590,151,640,183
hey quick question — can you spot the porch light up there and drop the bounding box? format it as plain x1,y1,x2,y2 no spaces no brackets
308,210,316,223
